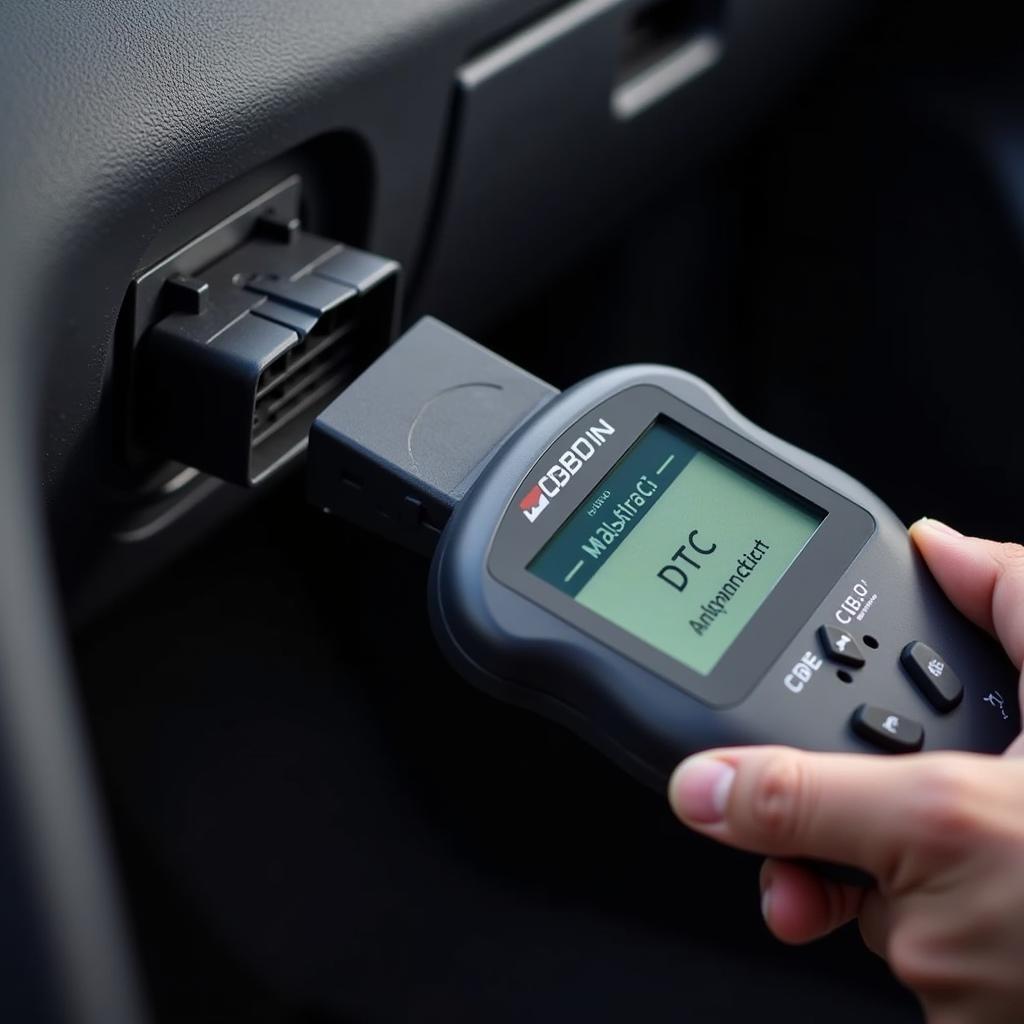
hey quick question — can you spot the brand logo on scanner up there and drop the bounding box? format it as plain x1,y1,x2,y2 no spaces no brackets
519,419,616,522
519,486,550,522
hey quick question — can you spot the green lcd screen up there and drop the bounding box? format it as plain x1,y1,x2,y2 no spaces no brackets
528,418,825,676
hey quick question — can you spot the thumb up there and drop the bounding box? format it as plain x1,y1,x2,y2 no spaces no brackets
668,746,978,886
910,518,1024,670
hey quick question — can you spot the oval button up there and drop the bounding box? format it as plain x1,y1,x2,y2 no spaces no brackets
900,641,964,713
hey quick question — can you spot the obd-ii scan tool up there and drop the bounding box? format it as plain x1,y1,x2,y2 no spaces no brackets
308,318,1019,796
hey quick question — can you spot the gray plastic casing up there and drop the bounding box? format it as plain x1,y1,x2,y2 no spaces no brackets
429,365,1020,788
309,318,558,554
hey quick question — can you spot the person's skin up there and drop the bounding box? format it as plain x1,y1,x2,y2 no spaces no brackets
668,519,1024,1024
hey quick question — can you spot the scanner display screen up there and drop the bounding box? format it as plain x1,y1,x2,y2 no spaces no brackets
528,418,825,675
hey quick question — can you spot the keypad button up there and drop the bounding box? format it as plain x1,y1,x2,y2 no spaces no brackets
818,625,866,668
851,704,924,753
900,641,963,713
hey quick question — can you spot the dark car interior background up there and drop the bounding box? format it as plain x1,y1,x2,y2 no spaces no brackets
1,1,1022,1021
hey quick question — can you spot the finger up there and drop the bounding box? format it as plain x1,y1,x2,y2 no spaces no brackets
668,747,964,883
759,858,863,944
910,519,1024,670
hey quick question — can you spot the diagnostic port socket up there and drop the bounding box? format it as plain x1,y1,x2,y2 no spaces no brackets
128,177,400,486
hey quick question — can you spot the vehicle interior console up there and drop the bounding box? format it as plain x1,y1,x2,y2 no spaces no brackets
2,2,1024,1021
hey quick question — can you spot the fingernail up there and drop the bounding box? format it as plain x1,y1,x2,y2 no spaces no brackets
668,756,736,824
915,517,962,538
761,883,774,925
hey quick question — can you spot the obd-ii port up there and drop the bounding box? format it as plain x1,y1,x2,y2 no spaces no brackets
127,177,400,486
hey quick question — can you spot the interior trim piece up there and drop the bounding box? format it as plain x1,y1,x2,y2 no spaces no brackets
611,30,722,118
459,0,622,90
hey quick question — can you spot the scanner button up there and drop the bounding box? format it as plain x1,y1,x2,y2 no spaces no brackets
818,625,866,667
901,641,964,712
851,705,924,753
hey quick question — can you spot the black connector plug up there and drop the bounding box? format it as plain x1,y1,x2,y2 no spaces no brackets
135,218,399,486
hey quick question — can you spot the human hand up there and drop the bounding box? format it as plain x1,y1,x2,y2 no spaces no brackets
668,519,1024,1024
